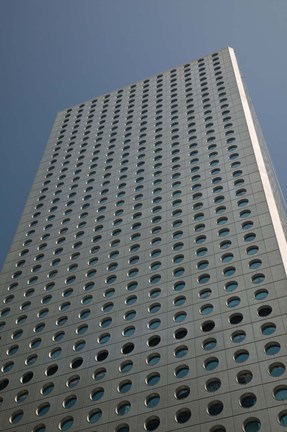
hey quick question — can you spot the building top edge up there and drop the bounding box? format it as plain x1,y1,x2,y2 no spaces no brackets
56,46,233,116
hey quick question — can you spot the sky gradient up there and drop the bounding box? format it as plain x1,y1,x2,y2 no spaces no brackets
1,0,287,269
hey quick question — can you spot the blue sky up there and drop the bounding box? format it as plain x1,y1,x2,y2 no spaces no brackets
1,0,287,269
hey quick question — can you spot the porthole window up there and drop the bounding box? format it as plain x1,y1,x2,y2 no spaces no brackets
273,386,287,401
50,347,62,358
93,368,106,381
258,305,272,317
225,281,238,292
148,336,161,347
173,254,184,263
102,302,114,312
128,268,139,277
60,301,71,311
123,326,135,337
173,296,186,308
195,235,206,244
106,275,117,284
174,311,187,322
201,321,215,332
221,253,233,263
240,393,257,408
223,266,235,277
254,289,268,300
243,419,261,432
79,309,89,319
246,245,259,255
149,303,161,313
59,417,74,431
41,382,54,395
103,288,115,300
173,265,186,277
21,371,34,383
175,365,189,378
171,342,187,358
174,281,185,292
148,319,161,330
17,313,28,323
218,228,229,237
240,210,251,218
207,401,223,416
120,361,133,373
98,333,110,344
147,353,160,366
144,416,160,431
242,221,253,230
53,331,65,341
146,394,160,408
194,223,205,232
278,411,287,427
82,295,92,305
63,395,77,408
206,378,221,392
10,410,24,424
149,288,161,298
238,198,249,207
16,390,29,402
231,330,246,343
26,354,38,365
229,313,243,325
227,296,240,308
151,249,161,258
244,233,256,242
146,373,160,386
210,426,226,432
174,328,187,339
200,304,213,315
214,196,224,204
199,288,212,299
116,426,130,432
196,247,208,256
204,357,219,371
175,408,191,424
100,317,112,328
198,274,210,284
150,275,161,284
269,362,285,377
126,281,138,292
234,350,249,363
96,350,109,361
118,380,132,393
251,273,265,284
203,338,217,350
12,329,23,339
88,409,102,423
0,378,9,391
237,370,253,384
83,281,94,291
220,240,231,249
7,344,19,356
37,403,50,416
197,260,209,270
175,385,190,399
124,310,136,321
265,342,280,355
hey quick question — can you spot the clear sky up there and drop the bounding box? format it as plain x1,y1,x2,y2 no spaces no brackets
1,0,287,269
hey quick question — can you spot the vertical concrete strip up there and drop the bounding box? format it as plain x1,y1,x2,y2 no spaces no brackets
228,47,287,275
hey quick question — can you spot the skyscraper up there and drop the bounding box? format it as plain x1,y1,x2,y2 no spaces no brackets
1,46,287,432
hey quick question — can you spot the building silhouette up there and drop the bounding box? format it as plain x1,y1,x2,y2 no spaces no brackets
1,47,287,432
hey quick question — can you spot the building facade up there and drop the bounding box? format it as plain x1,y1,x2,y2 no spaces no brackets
1,47,287,432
